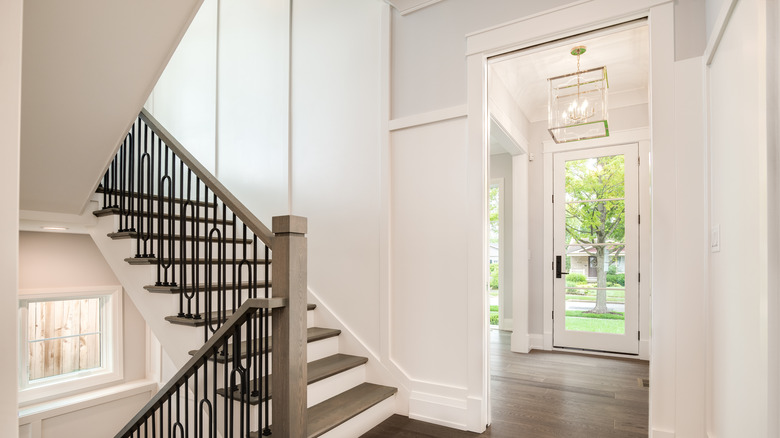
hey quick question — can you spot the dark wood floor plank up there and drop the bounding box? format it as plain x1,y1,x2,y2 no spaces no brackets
362,330,649,437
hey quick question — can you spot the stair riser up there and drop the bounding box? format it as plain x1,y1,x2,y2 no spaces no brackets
317,395,396,438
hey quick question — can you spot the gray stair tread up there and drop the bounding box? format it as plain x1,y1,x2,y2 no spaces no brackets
146,282,271,294
95,207,235,225
216,353,368,404
248,383,397,438
95,188,215,208
167,303,315,327
125,257,269,265
308,383,397,437
108,231,253,244
188,326,339,361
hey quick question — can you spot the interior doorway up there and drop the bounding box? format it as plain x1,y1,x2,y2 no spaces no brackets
482,15,652,434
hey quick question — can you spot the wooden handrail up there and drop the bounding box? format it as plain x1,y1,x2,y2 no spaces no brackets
114,297,287,438
139,108,274,247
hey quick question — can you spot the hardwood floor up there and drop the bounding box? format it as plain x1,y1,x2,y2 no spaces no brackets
361,330,649,437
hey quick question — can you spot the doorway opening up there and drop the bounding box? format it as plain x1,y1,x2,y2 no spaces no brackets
483,16,652,435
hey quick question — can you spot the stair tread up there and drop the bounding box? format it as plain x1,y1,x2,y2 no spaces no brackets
216,353,368,404
188,326,338,361
167,303,316,327
108,231,254,244
249,383,397,438
96,187,216,208
95,207,235,225
145,282,271,294
125,257,270,265
307,383,397,437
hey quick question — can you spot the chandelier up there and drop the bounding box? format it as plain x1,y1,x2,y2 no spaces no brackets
548,46,609,143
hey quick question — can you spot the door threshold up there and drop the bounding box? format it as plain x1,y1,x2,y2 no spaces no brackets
552,345,642,359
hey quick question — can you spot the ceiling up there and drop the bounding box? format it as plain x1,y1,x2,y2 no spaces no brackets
489,23,649,125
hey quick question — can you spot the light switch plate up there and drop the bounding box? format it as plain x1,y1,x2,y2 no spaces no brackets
711,225,720,253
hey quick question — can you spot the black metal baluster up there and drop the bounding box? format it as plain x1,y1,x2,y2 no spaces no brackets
194,178,202,323
263,244,271,436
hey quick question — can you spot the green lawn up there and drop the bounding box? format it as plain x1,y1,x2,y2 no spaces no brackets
565,317,625,334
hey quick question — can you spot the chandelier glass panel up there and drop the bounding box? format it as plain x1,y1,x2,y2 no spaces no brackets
548,46,609,143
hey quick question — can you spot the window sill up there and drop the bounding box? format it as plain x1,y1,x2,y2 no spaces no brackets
18,379,158,425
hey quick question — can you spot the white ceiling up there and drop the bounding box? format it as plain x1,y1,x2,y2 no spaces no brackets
489,24,649,124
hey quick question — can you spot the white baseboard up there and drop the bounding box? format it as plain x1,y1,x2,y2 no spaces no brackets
510,331,530,353
651,429,675,438
408,390,470,431
529,333,545,350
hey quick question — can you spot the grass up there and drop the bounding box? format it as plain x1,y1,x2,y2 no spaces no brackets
565,317,625,334
565,310,624,320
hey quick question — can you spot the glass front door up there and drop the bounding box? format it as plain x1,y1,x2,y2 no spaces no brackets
553,144,639,354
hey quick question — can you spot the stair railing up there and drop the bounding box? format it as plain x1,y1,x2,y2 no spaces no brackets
114,298,284,438
102,109,308,436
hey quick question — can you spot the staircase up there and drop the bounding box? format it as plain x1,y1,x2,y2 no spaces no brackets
91,110,396,437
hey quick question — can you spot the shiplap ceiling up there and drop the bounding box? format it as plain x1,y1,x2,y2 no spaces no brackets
490,24,649,124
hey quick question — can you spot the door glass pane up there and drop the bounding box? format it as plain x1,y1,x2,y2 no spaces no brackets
563,154,626,335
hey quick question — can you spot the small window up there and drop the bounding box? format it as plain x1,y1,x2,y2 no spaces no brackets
18,286,123,404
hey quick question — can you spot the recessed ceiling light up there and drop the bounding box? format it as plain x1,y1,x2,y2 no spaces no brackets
41,226,68,231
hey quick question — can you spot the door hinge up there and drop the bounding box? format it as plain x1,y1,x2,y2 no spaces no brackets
552,260,554,271
638,273,641,282
638,214,641,224
638,331,641,341
552,311,554,320
638,156,641,166
552,194,554,203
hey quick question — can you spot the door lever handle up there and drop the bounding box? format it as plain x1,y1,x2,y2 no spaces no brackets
556,255,569,278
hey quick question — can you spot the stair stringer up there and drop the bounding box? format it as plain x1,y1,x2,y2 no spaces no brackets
88,212,203,369
306,286,411,416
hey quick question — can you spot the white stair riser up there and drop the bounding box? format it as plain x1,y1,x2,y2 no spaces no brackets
318,395,396,438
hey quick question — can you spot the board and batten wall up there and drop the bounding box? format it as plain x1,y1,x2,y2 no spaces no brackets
705,0,779,435
17,232,152,438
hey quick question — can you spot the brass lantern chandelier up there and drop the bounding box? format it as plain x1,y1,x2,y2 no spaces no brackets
548,46,609,143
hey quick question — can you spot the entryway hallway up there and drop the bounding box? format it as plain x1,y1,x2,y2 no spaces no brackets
362,330,649,437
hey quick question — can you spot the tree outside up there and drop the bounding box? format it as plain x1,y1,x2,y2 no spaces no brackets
564,155,625,314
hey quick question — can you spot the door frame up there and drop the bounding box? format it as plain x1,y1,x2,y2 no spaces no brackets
543,130,651,359
551,142,642,355
465,0,673,431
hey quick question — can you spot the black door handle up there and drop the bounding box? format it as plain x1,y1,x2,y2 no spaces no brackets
556,255,569,278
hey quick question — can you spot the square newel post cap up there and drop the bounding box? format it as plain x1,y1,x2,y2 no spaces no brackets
272,215,308,235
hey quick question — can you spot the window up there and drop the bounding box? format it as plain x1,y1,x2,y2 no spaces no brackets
18,286,123,404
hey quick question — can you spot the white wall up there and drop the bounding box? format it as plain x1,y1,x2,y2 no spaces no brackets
490,153,513,322
707,0,771,435
147,0,290,225
391,0,576,119
0,0,22,435
291,0,385,357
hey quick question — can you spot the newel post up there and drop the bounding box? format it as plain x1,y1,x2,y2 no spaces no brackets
271,215,308,437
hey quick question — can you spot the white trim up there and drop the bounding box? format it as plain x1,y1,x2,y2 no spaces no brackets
528,334,545,350
18,286,124,406
651,430,676,438
388,105,468,131
408,390,470,431
466,0,670,56
703,0,738,66
383,0,444,16
18,379,157,425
